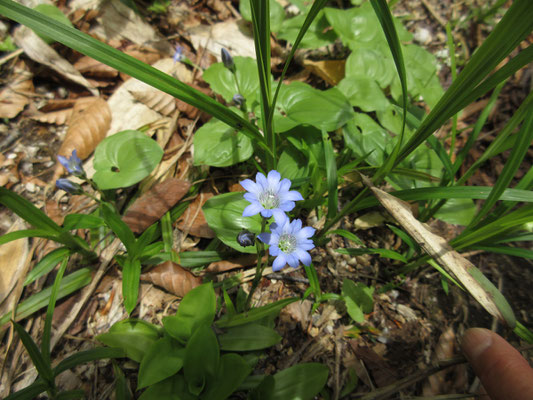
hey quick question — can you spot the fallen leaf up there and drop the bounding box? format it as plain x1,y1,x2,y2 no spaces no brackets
140,261,201,297
362,175,516,327
129,88,177,117
0,220,29,305
54,97,111,179
0,62,34,119
303,59,346,86
206,254,259,273
74,55,120,79
13,26,97,95
176,190,215,238
32,97,96,125
122,178,191,233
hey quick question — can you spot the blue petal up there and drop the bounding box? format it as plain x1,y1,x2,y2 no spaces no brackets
299,242,315,251
273,255,287,271
279,178,291,193
296,226,316,240
282,190,304,202
279,201,295,212
286,253,299,268
256,172,268,188
269,244,280,256
57,155,69,169
243,202,263,217
260,209,273,218
290,219,303,233
240,179,261,196
243,193,258,203
272,208,287,224
295,248,312,266
258,232,271,244
267,170,281,191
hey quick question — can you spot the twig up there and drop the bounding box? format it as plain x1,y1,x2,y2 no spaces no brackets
420,0,447,28
0,48,24,66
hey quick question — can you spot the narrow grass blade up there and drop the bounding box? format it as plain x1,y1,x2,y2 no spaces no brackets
0,268,92,327
53,347,126,377
101,202,136,256
396,0,533,164
122,258,141,313
514,321,533,343
42,255,69,366
323,130,338,220
12,320,54,384
472,245,533,261
468,108,533,228
370,0,407,183
24,247,71,286
0,0,265,149
4,381,48,400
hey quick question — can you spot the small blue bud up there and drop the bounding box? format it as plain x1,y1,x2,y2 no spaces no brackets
232,94,245,107
237,230,255,247
56,179,83,195
221,48,235,72
173,45,184,63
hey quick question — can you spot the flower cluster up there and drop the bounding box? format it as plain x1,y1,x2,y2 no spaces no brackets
56,150,86,194
240,170,315,271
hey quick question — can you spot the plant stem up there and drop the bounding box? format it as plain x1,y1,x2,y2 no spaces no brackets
245,218,267,310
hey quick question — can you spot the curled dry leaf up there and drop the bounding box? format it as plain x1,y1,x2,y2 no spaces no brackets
74,55,120,79
0,219,29,305
0,63,34,119
140,261,201,297
176,190,215,238
206,254,259,273
122,178,191,233
303,59,346,86
54,97,111,179
32,97,96,125
129,89,177,117
362,175,516,327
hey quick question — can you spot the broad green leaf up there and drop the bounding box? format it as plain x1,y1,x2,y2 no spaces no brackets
137,336,185,389
113,363,133,400
138,374,195,400
176,250,228,267
193,118,253,167
216,298,298,328
277,144,309,182
96,319,161,363
24,247,71,286
93,130,163,190
434,198,476,226
203,353,252,400
0,268,92,327
218,324,282,351
266,363,329,400
337,77,389,112
202,192,263,253
203,57,260,104
276,82,353,132
163,282,216,343
341,279,374,323
343,113,390,166
183,324,219,395
53,347,125,377
32,4,72,44
240,0,285,32
277,10,337,49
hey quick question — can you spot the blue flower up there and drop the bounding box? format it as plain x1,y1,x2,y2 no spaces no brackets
56,179,83,195
232,94,245,107
57,150,84,177
221,48,235,72
240,170,303,222
258,215,315,271
173,45,184,63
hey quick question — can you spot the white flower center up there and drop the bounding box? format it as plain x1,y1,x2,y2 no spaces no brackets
259,189,280,209
278,233,297,253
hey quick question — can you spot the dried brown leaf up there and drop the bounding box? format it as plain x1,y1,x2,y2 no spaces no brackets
140,260,201,297
129,89,177,116
31,108,73,125
0,65,33,119
0,220,29,305
123,178,191,233
206,254,258,273
176,190,215,238
303,59,346,86
74,55,119,78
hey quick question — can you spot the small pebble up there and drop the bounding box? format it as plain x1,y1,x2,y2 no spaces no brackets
414,27,432,44
25,182,36,193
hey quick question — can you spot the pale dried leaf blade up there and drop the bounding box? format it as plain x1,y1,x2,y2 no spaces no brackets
13,26,97,95
129,89,177,116
0,67,34,119
0,220,29,305
176,191,215,238
140,261,201,297
364,179,515,327
31,108,73,125
122,178,191,233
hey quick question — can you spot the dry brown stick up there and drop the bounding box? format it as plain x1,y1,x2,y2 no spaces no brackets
419,0,447,28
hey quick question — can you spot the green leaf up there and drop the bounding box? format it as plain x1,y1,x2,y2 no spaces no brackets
203,57,260,103
266,363,329,400
193,118,253,167
0,268,92,327
32,4,72,44
337,77,389,112
137,336,185,389
277,82,353,132
216,298,298,328
12,321,53,384
93,130,163,190
342,279,374,322
96,319,161,363
24,247,71,286
277,9,336,49
434,197,476,226
345,45,395,88
183,324,219,395
240,0,285,33
203,353,252,400
53,347,125,377
163,282,216,343
202,192,264,253
100,202,137,255
336,247,407,263
218,323,282,351
138,375,196,400
63,214,105,230
277,144,310,182
4,381,48,400
176,250,228,267
343,113,390,166
113,362,133,400
122,258,141,314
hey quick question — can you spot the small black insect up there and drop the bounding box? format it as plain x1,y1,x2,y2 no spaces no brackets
237,230,255,247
